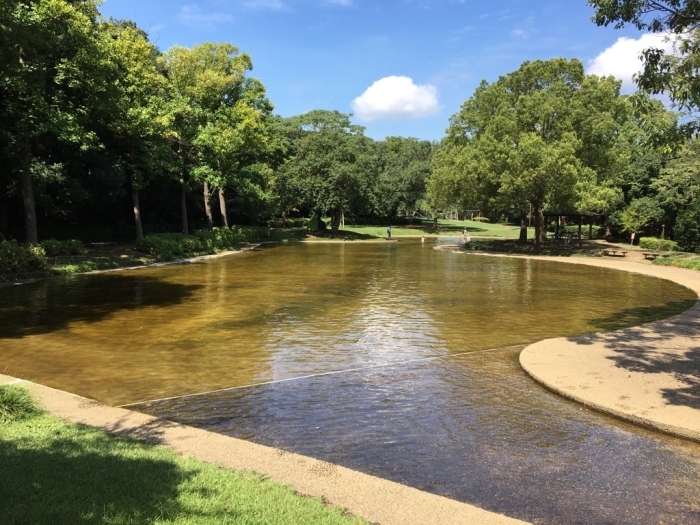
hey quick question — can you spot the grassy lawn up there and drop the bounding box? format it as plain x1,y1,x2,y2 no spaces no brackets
0,387,366,525
653,255,700,271
340,219,532,239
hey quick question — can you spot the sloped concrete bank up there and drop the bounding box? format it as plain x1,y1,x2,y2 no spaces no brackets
0,374,527,525
448,250,700,443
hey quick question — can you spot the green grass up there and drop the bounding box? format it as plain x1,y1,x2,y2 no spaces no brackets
0,385,40,422
0,399,367,524
653,256,700,271
342,219,532,239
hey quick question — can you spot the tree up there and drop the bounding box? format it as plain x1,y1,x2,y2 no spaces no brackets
0,0,111,243
101,20,169,239
374,137,433,218
275,111,379,232
589,0,700,129
430,58,632,245
162,43,272,233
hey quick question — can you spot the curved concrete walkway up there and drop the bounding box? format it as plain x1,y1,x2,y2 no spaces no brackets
464,253,700,443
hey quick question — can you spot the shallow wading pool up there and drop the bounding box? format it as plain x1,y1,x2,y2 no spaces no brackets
2,242,699,524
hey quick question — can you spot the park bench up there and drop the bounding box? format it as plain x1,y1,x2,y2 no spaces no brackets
603,249,627,257
642,252,671,260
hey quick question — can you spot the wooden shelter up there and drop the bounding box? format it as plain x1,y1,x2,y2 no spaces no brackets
543,211,604,241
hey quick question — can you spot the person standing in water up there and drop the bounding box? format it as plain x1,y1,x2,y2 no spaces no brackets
387,225,392,240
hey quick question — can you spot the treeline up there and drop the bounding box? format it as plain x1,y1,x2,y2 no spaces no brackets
3,1,699,253
0,0,433,244
428,58,700,250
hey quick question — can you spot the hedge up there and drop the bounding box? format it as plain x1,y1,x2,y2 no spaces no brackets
638,237,678,252
40,239,85,257
136,227,271,261
0,241,47,274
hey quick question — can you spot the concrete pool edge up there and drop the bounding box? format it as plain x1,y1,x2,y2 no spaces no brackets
447,250,700,443
0,373,528,525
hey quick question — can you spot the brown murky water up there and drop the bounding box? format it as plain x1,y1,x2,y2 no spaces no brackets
2,242,699,524
0,242,694,405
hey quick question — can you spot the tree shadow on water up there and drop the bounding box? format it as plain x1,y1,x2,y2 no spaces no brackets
0,274,202,339
569,303,700,409
0,424,197,524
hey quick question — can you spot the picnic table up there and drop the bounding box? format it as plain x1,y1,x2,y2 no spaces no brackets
603,249,627,257
642,252,671,260
89,242,116,252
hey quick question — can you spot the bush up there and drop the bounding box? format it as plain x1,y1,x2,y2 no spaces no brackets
136,227,271,261
136,233,200,261
654,257,700,271
674,205,700,253
472,216,490,222
0,385,41,423
40,239,85,256
267,217,309,228
639,237,678,252
0,241,47,274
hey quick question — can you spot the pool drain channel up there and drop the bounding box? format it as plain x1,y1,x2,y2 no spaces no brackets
118,344,526,408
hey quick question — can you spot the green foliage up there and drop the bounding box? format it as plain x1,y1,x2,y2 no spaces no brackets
654,256,700,271
136,227,270,261
40,239,85,257
136,233,201,261
0,386,40,423
274,110,380,231
430,58,633,245
618,197,665,233
588,1,700,133
639,237,679,251
674,203,700,252
0,241,47,273
268,217,309,228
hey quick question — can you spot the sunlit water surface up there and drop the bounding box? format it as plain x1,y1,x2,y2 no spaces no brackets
1,242,699,524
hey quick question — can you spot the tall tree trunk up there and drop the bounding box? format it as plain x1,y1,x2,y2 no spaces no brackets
180,169,188,235
0,168,9,241
519,217,528,242
203,181,213,229
533,201,545,247
218,188,229,228
330,208,342,232
132,186,144,239
20,141,38,244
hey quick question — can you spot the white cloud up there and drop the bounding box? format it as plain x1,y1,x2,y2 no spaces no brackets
178,5,233,26
325,0,354,5
244,0,286,9
587,33,675,91
351,76,440,122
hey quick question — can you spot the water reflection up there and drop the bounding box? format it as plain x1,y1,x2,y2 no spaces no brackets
0,242,695,407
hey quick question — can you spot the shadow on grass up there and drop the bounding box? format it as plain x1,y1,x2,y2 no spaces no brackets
569,302,700,409
0,423,199,524
0,274,201,339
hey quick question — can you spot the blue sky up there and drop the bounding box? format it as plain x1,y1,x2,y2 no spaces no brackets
100,0,653,141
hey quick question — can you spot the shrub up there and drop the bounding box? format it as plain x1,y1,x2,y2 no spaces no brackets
639,237,678,252
674,205,700,253
136,233,200,261
40,239,85,256
471,216,490,222
135,227,270,261
654,257,700,271
194,227,241,252
0,385,41,423
268,217,309,228
0,241,47,273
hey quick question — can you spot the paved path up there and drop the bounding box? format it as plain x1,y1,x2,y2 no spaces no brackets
0,373,527,525
497,254,700,442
